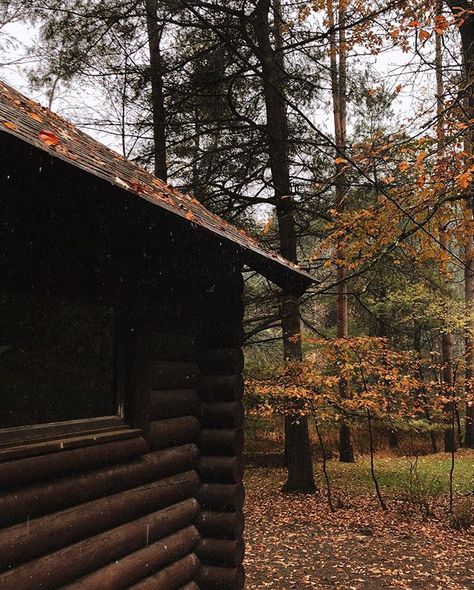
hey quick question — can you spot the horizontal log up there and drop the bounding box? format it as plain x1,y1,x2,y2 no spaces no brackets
198,456,244,484
0,500,199,588
196,565,245,590
201,402,244,429
196,538,245,567
196,511,245,540
0,444,199,528
128,553,200,590
150,417,201,450
200,376,244,402
147,361,200,390
199,429,244,456
0,436,148,489
61,526,200,590
199,350,244,376
0,471,200,570
196,483,245,512
150,389,200,420
0,429,144,464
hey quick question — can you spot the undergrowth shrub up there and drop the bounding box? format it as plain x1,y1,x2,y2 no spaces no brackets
400,460,444,518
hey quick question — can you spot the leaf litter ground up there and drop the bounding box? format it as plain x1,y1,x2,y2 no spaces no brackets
244,467,474,589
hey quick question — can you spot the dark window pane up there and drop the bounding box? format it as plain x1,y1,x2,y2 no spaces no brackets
0,289,115,428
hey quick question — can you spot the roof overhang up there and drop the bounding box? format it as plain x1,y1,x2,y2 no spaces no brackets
0,81,314,294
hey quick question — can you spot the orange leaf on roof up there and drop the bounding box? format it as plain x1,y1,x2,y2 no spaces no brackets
38,129,60,147
130,180,146,194
186,210,195,221
28,111,43,122
3,121,16,130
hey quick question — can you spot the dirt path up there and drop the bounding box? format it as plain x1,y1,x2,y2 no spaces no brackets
244,468,474,590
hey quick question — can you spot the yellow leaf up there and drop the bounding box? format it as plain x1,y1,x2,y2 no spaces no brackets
416,151,427,163
2,121,16,130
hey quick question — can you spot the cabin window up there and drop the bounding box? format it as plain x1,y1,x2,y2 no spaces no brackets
0,288,116,430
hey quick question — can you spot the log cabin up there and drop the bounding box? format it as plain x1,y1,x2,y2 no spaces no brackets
0,80,312,590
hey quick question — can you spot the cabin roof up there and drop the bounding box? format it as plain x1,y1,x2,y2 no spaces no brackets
0,80,313,293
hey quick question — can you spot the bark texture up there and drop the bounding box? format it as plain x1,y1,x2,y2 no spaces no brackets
253,0,315,493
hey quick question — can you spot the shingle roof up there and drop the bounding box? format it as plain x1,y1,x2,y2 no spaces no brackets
0,80,313,293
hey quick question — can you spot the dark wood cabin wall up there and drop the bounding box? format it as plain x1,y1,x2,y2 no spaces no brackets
1,138,247,589
0,291,206,589
195,267,246,590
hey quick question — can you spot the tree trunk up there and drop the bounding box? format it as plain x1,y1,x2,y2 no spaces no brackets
435,7,456,453
253,0,315,493
145,0,168,182
414,325,438,453
464,200,474,447
327,0,354,463
447,0,474,448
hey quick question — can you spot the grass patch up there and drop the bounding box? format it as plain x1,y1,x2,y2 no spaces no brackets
320,450,474,496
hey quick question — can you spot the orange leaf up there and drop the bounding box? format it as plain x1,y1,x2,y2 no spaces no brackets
186,210,195,221
2,121,16,130
457,171,472,189
395,84,402,93
419,29,431,41
28,111,43,122
335,156,347,164
408,20,419,28
130,180,146,194
262,218,273,235
434,15,449,34
38,129,60,147
399,161,410,172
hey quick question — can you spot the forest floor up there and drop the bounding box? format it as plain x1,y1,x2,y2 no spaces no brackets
244,451,474,590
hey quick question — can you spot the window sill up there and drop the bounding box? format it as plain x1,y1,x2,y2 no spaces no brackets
0,418,142,462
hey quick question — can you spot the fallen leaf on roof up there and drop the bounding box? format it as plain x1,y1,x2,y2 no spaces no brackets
186,210,195,220
3,121,16,130
38,130,60,147
28,111,43,122
130,180,146,194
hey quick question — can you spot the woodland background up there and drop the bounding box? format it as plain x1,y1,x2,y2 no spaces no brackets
0,1,473,586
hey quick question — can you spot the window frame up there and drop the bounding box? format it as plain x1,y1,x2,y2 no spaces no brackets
0,285,136,459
